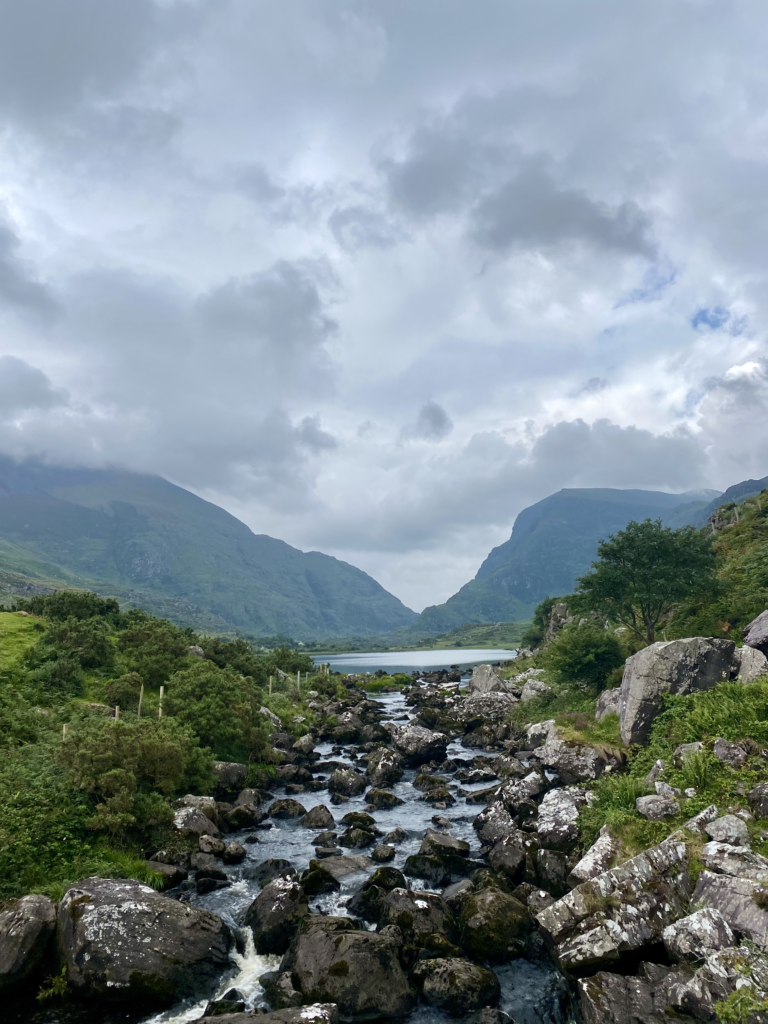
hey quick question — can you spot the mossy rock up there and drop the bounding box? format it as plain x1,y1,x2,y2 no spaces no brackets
458,887,531,962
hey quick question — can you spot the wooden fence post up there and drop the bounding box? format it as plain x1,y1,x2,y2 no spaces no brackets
137,683,144,719
158,686,164,718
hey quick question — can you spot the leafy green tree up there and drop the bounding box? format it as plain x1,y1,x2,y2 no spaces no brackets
576,519,716,644
541,621,624,690
21,591,120,622
119,612,191,686
37,616,114,669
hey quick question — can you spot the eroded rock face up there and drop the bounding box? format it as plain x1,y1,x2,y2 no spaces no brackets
743,610,768,655
568,826,620,887
694,871,768,946
595,688,620,722
705,814,750,846
0,894,56,994
700,842,768,882
281,917,415,1021
662,908,734,962
521,678,552,703
536,833,690,974
412,957,500,1014
57,877,232,1005
619,637,735,745
468,664,507,694
533,740,607,783
244,877,309,954
391,723,447,766
636,795,680,820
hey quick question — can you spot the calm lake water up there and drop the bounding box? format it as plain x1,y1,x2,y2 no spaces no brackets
313,647,518,674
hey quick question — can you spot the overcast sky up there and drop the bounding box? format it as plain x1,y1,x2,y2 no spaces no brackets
1,1,767,611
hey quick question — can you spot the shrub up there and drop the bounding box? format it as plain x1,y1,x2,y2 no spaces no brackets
36,616,114,669
21,591,120,622
119,613,191,686
104,672,143,711
541,621,624,691
27,656,85,698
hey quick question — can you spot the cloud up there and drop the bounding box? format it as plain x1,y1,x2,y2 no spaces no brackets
0,216,59,318
402,401,454,442
0,357,68,418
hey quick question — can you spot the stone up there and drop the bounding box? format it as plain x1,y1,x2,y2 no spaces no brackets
57,877,231,1006
218,1004,340,1024
468,664,507,694
199,835,225,855
705,814,750,846
224,804,263,830
174,806,221,838
466,1011,513,1024
733,643,768,682
488,836,526,883
497,771,547,812
371,844,396,863
458,692,518,727
700,841,768,882
684,804,719,833
300,804,335,830
223,842,246,865
146,861,188,889
0,894,56,994
748,782,768,818
537,788,586,849
188,645,205,658
534,739,607,783
521,678,552,703
301,860,342,896
377,888,454,945
384,827,407,845
743,610,768,655
366,748,405,787
535,849,571,897
674,741,704,764
243,859,296,886
655,781,681,799
536,833,690,974
365,788,403,810
595,687,621,721
419,828,470,860
293,733,315,755
713,738,748,768
568,826,620,887
636,795,680,820
317,855,371,880
260,706,281,728
474,802,518,845
346,867,407,921
662,908,735,961
328,768,367,798
412,957,500,1014
177,793,218,820
244,877,309,954
391,723,447,766
281,917,415,1021
339,828,376,849
693,870,768,946
645,759,666,786
525,719,557,748
268,798,308,819
619,637,735,745
213,761,248,793
457,886,530,962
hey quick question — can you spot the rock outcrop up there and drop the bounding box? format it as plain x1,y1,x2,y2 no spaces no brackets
743,609,768,655
0,894,56,994
391,723,447,766
244,877,309,954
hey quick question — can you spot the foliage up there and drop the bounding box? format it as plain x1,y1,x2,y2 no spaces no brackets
519,596,561,649
576,518,716,643
715,987,768,1024
26,656,85,699
104,671,143,711
541,621,624,690
35,615,114,669
118,611,193,686
19,591,120,622
364,674,409,693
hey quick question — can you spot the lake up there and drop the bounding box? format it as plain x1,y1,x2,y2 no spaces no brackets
313,647,518,674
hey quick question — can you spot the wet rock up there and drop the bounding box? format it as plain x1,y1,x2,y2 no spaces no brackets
403,855,452,888
366,748,405,787
474,802,518,845
0,894,56,994
537,788,587,850
748,781,768,818
199,834,226,856
743,609,768,655
636,794,680,820
536,832,690,974
535,849,571,897
281,917,415,1021
533,739,609,783
488,837,526,884
457,886,530,962
371,844,396,863
146,861,189,889
347,867,406,921
700,841,768,881
339,828,376,849
203,990,246,1016
377,888,454,945
258,970,304,1009
383,827,408,845
340,811,377,830
177,794,219,819
392,723,448,766
293,733,316,755
300,804,335,830
662,908,734,961
595,688,621,721
497,771,547,813
224,804,264,830
174,805,221,838
365,788,404,810
318,854,372,880
213,760,247,793
619,637,735,745
244,876,309,954
521,678,552,703
243,859,297,886
328,768,367,798
733,642,768,682
705,814,750,846
414,772,450,792
57,877,232,1006
412,957,500,1014
314,829,337,848
420,828,470,860
301,860,342,896
223,842,246,865
219,1003,340,1024
568,826,620,886
511,883,555,915
268,798,308,819
713,738,748,768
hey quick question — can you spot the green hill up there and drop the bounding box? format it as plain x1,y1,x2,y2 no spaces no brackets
0,457,416,640
412,487,721,632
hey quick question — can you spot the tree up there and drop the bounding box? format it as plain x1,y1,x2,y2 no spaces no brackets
576,519,716,644
542,621,624,690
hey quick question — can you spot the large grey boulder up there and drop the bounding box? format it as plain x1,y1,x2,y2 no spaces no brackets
57,877,232,1005
521,678,552,702
280,917,415,1021
300,804,335,830
391,723,447,766
636,795,680,820
705,814,750,846
733,643,768,682
244,877,309,954
0,894,56,994
468,664,507,694
459,692,518,726
174,805,220,837
497,771,547,813
700,841,768,882
376,888,453,945
743,610,768,655
534,739,607,783
328,768,366,798
412,957,500,1014
568,826,619,887
595,687,621,721
473,802,518,845
457,885,530,962
619,637,735,745
693,870,768,946
662,908,734,961
213,760,247,792
536,788,587,850
366,748,404,787
536,833,690,974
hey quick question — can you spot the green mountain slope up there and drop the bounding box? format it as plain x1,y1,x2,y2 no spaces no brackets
413,487,721,631
0,457,416,639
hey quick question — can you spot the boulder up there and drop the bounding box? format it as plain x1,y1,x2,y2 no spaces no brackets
243,877,309,954
366,748,404,787
536,833,690,974
213,761,247,793
199,835,225,856
536,788,587,849
391,723,447,766
488,837,526,883
674,741,704,764
300,804,335,830
519,678,551,703
700,841,768,882
748,782,768,819
57,877,231,1005
474,802,518,845
468,664,507,694
712,738,748,768
412,957,500,1014
176,794,218,820
174,806,221,838
535,849,571,897
619,637,735,745
365,789,403,811
268,799,308,819
704,814,750,846
217,1005,340,1024
419,828,470,861
568,826,619,886
281,917,415,1021
145,861,188,889
293,733,316,755
328,768,367,798
636,795,680,820
525,719,557,748
662,908,734,961
743,610,768,655
733,643,768,682
497,771,547,813
339,828,376,850
377,888,453,944
458,692,518,727
260,706,282,728
224,804,263,830
0,894,56,994
223,842,246,865
371,844,395,863
457,886,530,962
317,855,371,880
244,859,296,886
301,861,342,897
595,687,621,722
683,804,719,833
346,867,406,921
692,871,768,947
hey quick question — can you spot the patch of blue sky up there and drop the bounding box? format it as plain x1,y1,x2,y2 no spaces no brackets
615,262,677,307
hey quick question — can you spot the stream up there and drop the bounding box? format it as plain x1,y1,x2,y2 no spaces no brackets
15,688,579,1024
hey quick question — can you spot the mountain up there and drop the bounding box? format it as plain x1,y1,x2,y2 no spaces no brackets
0,457,416,639
413,486,722,631
671,476,768,529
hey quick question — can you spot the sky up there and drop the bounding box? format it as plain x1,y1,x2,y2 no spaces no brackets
0,0,767,612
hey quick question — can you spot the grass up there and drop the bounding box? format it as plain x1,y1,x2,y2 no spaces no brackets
0,611,43,669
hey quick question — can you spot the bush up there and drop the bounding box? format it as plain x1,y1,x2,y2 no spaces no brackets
27,656,85,698
104,672,143,712
20,591,120,622
119,613,192,686
541,621,624,691
519,596,561,649
36,616,114,669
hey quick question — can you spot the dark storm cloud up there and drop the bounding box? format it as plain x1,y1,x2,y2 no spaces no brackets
0,216,59,318
0,357,68,418
402,402,454,442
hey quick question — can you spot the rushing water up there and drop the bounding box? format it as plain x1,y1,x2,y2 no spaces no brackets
314,649,518,675
17,689,578,1024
